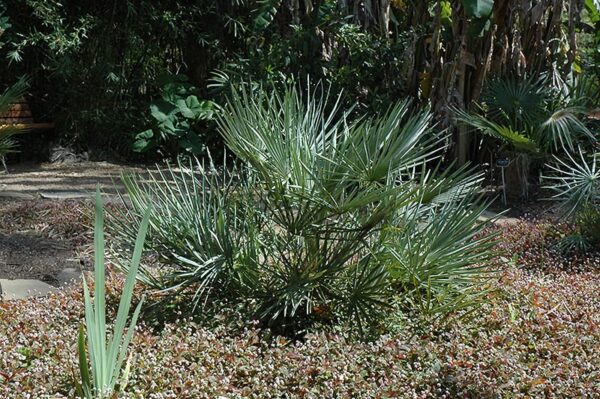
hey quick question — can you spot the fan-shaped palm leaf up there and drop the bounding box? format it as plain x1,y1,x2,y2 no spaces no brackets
0,77,29,115
539,106,595,151
480,77,548,129
543,148,600,217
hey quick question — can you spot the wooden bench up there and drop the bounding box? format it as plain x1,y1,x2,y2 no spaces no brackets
0,99,54,172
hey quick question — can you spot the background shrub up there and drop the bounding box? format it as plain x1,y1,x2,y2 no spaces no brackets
133,74,216,158
2,0,595,160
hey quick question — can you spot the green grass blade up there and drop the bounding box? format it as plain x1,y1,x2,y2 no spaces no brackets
93,189,107,388
106,207,151,390
77,324,92,398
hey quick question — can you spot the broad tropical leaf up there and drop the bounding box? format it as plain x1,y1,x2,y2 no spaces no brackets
463,0,494,18
454,107,539,153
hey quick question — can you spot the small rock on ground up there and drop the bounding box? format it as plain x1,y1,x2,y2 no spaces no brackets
0,279,57,300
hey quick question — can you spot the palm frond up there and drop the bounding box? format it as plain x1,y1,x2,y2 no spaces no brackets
109,157,257,308
0,76,29,113
480,77,548,129
454,108,539,153
543,148,600,217
539,106,595,151
555,73,600,110
0,77,30,158
0,135,18,157
385,195,498,316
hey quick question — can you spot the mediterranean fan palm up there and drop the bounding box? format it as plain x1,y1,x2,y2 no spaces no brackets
454,75,598,198
111,81,497,332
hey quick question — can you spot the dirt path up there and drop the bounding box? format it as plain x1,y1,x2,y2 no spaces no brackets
0,200,87,288
0,161,144,288
0,161,145,198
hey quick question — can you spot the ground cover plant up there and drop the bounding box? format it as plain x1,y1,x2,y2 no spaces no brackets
0,204,598,397
496,218,600,272
109,82,498,334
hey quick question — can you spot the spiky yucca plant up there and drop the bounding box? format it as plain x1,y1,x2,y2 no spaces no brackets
78,191,150,398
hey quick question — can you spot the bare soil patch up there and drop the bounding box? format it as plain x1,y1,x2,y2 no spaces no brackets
0,232,78,285
0,161,141,285
0,199,92,286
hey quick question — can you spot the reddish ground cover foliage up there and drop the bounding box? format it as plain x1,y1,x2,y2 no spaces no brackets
0,209,598,398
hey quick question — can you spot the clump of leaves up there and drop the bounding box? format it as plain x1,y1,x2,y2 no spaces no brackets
77,191,150,398
544,148,600,251
455,76,596,155
454,74,598,200
112,82,497,334
133,74,215,157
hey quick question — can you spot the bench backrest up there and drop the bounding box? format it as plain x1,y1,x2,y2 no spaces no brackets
0,99,34,124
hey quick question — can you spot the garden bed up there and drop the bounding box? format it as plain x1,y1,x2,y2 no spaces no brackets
1,264,597,398
0,201,598,398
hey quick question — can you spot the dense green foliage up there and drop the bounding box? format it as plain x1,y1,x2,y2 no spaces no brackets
543,148,600,251
0,0,411,156
1,0,597,160
454,72,600,199
109,83,497,334
0,0,596,337
456,76,597,155
133,75,215,157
